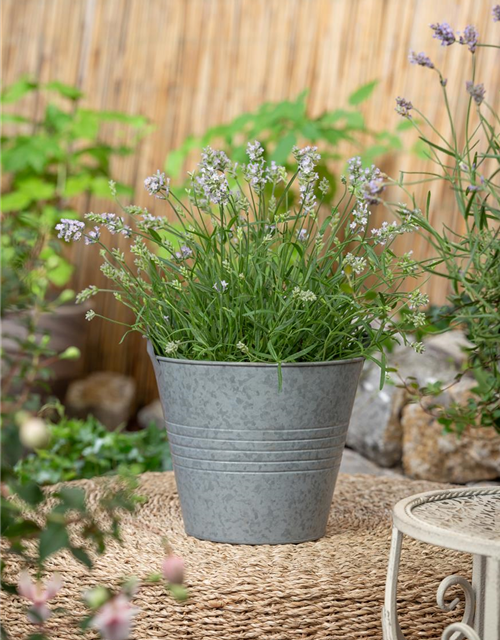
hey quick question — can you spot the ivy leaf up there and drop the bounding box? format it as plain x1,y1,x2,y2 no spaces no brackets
12,482,44,506
39,521,69,562
57,487,86,511
69,546,92,569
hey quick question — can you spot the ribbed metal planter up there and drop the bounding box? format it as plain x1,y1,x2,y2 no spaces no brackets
147,341,363,545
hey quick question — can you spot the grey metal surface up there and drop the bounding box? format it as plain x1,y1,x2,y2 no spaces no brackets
147,341,363,544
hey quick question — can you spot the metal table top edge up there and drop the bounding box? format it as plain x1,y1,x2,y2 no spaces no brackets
392,487,500,559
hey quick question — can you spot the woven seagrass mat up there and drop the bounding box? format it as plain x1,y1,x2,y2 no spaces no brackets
2,472,472,639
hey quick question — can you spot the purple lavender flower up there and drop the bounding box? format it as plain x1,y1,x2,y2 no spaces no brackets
466,184,481,193
363,178,385,205
55,219,85,242
144,170,169,197
408,50,435,69
466,81,486,105
347,156,386,206
430,22,456,46
292,146,321,215
246,141,264,161
395,97,413,118
194,147,231,205
458,25,479,53
85,226,101,245
175,246,193,260
493,5,500,21
296,228,309,242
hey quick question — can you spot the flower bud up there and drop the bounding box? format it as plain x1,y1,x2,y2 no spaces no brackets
19,417,50,450
161,556,184,585
84,586,110,610
59,346,81,360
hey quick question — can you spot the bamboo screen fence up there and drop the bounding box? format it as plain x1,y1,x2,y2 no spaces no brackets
2,0,500,404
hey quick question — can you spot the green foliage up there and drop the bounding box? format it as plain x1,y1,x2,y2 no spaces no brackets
1,76,148,314
74,144,427,379
15,414,172,485
165,85,403,200
395,28,500,432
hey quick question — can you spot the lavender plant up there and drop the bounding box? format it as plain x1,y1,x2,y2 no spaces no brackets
394,9,500,432
61,143,427,382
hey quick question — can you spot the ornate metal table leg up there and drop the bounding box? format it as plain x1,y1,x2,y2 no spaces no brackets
441,623,481,640
382,526,406,640
482,557,499,640
472,555,486,638
436,574,475,640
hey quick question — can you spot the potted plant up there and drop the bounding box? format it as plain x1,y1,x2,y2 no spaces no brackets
62,143,426,544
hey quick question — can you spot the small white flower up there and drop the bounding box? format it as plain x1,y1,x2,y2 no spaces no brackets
165,341,181,355
213,280,228,293
236,341,249,354
411,341,426,354
85,310,96,321
408,290,429,310
343,252,367,275
411,312,427,327
292,287,317,304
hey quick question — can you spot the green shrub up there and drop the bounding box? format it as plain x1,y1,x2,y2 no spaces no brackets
15,413,172,485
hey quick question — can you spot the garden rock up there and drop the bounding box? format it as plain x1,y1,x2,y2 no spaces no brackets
65,372,136,429
347,340,463,468
424,330,473,367
401,379,500,483
347,361,406,467
137,399,164,430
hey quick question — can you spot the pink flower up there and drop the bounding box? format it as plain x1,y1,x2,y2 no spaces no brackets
18,571,62,624
91,593,138,640
162,555,184,585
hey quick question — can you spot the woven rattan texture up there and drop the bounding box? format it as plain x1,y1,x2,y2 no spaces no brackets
2,472,472,639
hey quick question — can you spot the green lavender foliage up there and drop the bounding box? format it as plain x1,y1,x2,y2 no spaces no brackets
72,144,428,380
395,19,500,432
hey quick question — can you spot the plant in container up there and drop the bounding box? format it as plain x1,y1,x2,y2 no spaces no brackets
62,143,427,544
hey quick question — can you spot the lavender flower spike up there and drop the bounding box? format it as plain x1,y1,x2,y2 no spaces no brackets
408,50,434,69
144,170,169,197
395,97,413,118
430,22,456,46
466,81,486,106
493,5,500,22
55,219,85,242
458,25,479,53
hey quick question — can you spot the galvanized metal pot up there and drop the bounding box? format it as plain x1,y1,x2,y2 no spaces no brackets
147,341,363,545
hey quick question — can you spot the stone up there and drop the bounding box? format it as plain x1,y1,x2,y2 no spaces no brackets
347,338,469,469
347,360,407,467
65,372,136,429
424,330,473,367
340,447,403,477
137,399,164,430
401,379,500,483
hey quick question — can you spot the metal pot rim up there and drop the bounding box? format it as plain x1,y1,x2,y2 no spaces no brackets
153,351,365,368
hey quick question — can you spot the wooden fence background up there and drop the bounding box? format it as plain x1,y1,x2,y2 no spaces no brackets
2,0,499,405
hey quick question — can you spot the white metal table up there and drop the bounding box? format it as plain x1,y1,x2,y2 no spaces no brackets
382,487,500,640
